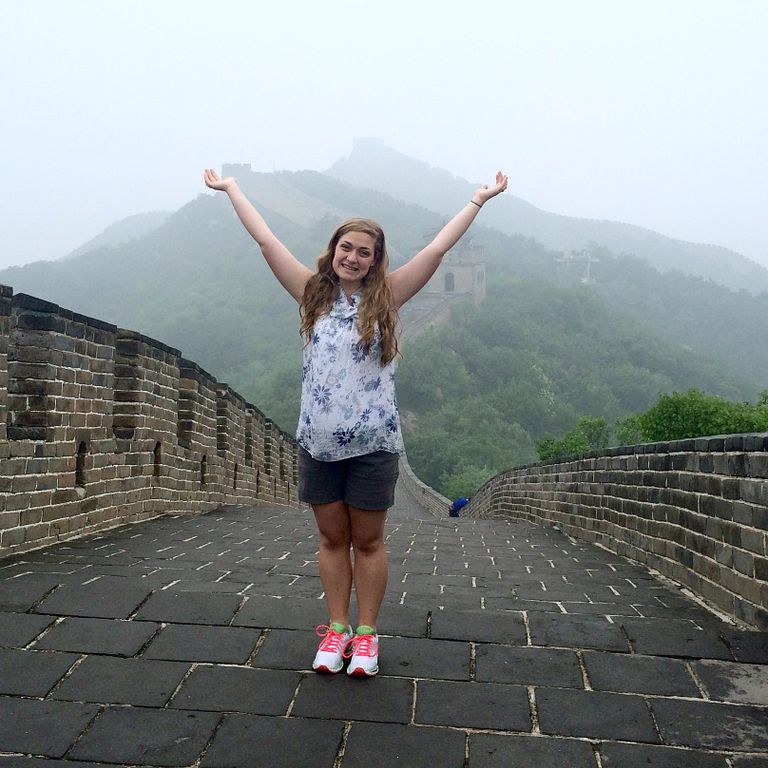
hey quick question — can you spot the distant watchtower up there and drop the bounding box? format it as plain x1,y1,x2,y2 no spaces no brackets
423,234,486,304
221,163,253,179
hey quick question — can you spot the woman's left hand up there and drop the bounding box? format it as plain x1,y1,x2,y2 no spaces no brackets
472,171,508,206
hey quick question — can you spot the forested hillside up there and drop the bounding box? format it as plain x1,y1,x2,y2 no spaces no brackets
2,150,765,498
397,277,756,496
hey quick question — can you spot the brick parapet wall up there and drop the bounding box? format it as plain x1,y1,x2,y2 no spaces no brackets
397,453,450,519
463,434,768,629
0,285,12,446
0,286,299,557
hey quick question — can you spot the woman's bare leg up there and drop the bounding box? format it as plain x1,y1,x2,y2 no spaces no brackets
313,501,353,626
349,507,388,628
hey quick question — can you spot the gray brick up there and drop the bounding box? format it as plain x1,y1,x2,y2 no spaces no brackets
692,659,768,704
622,618,733,659
430,607,526,644
135,589,243,625
0,611,54,647
415,679,531,731
343,722,465,768
536,688,659,742
170,664,301,715
469,733,597,768
201,714,344,768
651,697,768,751
0,648,78,696
529,613,631,652
32,616,159,656
50,655,189,706
232,594,327,630
600,742,729,767
721,628,768,663
142,623,261,663
476,645,583,687
381,636,470,680
0,574,61,611
292,674,413,724
0,697,99,758
69,706,219,766
251,628,318,671
0,758,116,767
34,579,152,619
583,650,701,696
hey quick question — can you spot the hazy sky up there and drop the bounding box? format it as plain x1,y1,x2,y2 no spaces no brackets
2,0,766,270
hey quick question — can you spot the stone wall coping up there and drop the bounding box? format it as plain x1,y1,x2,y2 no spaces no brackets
179,356,219,385
12,292,118,333
500,432,768,476
116,328,181,357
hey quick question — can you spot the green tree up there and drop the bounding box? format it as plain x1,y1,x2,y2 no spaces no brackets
439,464,496,502
638,389,768,441
536,416,610,461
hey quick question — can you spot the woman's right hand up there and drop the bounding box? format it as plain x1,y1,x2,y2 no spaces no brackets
203,168,236,192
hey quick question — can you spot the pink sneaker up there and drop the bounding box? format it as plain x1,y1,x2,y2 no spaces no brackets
345,627,379,677
312,624,353,673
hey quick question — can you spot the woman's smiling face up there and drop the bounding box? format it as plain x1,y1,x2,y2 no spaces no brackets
332,230,376,292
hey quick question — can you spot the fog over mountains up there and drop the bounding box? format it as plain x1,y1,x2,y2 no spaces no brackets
331,140,768,296
2,142,766,493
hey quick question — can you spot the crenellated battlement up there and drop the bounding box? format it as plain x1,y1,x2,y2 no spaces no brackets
0,285,298,556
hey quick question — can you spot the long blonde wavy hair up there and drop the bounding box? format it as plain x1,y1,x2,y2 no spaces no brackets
300,218,399,365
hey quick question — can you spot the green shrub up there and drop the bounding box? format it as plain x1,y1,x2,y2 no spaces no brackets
536,416,610,461
636,389,768,441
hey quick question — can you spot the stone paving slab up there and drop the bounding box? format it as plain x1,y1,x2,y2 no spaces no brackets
32,616,160,657
581,649,703,697
48,656,189,707
469,733,598,767
168,665,302,716
134,589,244,624
0,649,79,697
0,481,766,766
415,679,531,730
66,707,220,766
199,714,345,768
535,687,660,743
475,645,583,687
342,723,465,768
599,742,731,767
140,623,261,663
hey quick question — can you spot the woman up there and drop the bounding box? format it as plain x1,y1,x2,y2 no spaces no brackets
204,166,507,676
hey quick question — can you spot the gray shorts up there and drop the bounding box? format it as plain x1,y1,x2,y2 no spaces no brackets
298,447,400,510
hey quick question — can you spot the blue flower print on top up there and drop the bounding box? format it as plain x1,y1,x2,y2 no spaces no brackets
296,289,404,461
312,384,332,408
333,426,357,447
351,344,368,364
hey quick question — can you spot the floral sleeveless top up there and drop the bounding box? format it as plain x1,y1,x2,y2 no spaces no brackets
297,290,404,461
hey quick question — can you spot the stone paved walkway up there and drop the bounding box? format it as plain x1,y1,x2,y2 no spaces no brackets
1,481,767,767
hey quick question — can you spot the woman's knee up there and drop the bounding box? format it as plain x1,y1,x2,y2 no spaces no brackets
351,527,386,556
313,501,352,550
319,528,352,551
353,538,385,558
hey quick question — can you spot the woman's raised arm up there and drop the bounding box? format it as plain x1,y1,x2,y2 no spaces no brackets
387,171,508,309
204,169,312,302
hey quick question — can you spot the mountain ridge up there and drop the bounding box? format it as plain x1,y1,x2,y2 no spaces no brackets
328,138,768,295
